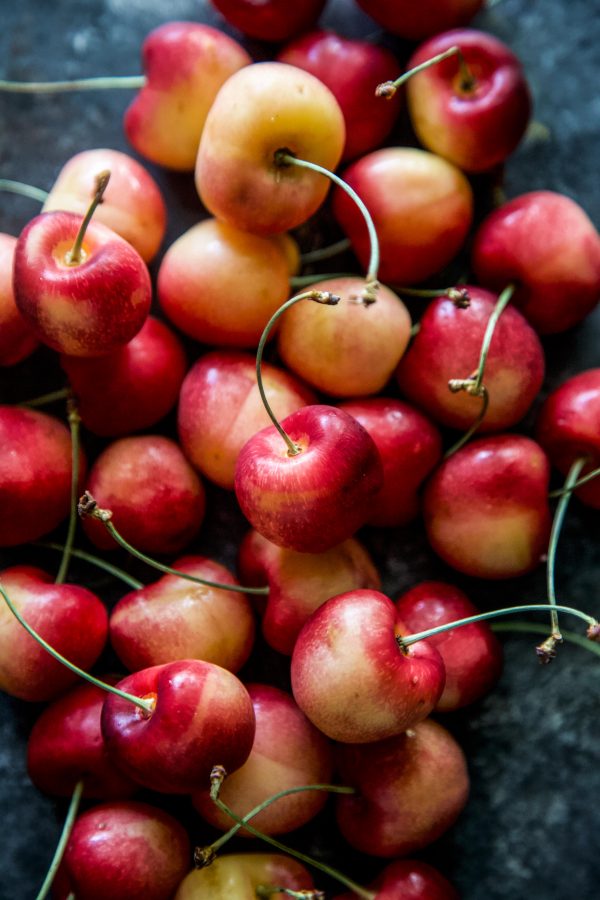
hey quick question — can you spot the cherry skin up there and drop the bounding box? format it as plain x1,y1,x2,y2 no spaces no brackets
42,148,167,263
109,555,255,673
210,0,326,41
0,566,107,702
101,659,255,794
338,397,442,527
0,233,38,366
335,719,470,857
157,218,293,347
61,316,187,437
472,191,600,334
395,581,503,711
124,21,251,171
174,853,315,899
13,211,151,357
193,683,333,836
234,405,383,553
356,0,484,41
195,61,345,235
536,368,600,508
238,529,380,655
395,286,545,432
82,435,206,555
277,277,412,397
0,406,83,547
278,30,401,161
291,589,445,743
177,350,316,491
333,147,473,284
334,859,459,900
52,801,190,900
27,680,137,799
406,28,532,172
423,434,551,579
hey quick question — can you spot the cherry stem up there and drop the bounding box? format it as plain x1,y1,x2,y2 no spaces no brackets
255,291,340,457
398,603,598,649
0,75,145,93
35,779,84,900
290,272,354,288
444,283,515,457
492,620,600,658
546,456,588,639
0,178,48,203
300,237,351,264
77,491,269,596
274,151,379,303
203,768,374,900
0,583,153,712
376,45,475,98
549,464,600,497
396,285,471,307
19,387,71,408
66,170,110,265
256,888,325,899
37,542,144,590
55,398,81,585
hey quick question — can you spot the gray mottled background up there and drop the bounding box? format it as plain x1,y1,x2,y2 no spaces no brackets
1,0,599,898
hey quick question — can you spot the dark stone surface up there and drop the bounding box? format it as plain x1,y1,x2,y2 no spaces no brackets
1,1,599,898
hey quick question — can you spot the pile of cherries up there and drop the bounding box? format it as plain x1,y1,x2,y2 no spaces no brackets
1,0,599,898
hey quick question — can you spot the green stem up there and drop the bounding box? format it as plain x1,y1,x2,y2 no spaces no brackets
398,603,598,649
0,178,48,203
38,542,143,590
290,272,355,288
444,284,515,457
55,399,80,585
66,170,110,265
549,464,600,497
376,45,474,97
255,291,340,456
256,888,325,899
206,782,374,900
300,238,351,264
396,285,471,308
77,492,269,596
274,152,379,303
35,780,84,900
0,75,145,92
546,456,588,637
492,621,600,657
0,583,153,713
20,387,71,408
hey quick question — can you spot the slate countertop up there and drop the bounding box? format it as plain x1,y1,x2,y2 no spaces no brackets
1,1,599,898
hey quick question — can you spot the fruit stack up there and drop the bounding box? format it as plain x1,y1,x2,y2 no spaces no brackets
0,1,599,898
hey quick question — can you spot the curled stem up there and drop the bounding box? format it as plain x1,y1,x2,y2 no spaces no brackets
35,780,84,900
0,178,48,203
0,75,145,93
0,583,153,712
545,456,588,641
66,170,110,265
255,291,340,456
202,768,374,900
398,603,598,649
376,45,475,98
37,542,144,591
55,397,80,585
274,151,379,303
77,491,269,596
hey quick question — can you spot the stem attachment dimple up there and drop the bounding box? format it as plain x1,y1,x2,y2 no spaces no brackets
255,290,340,457
66,170,110,266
